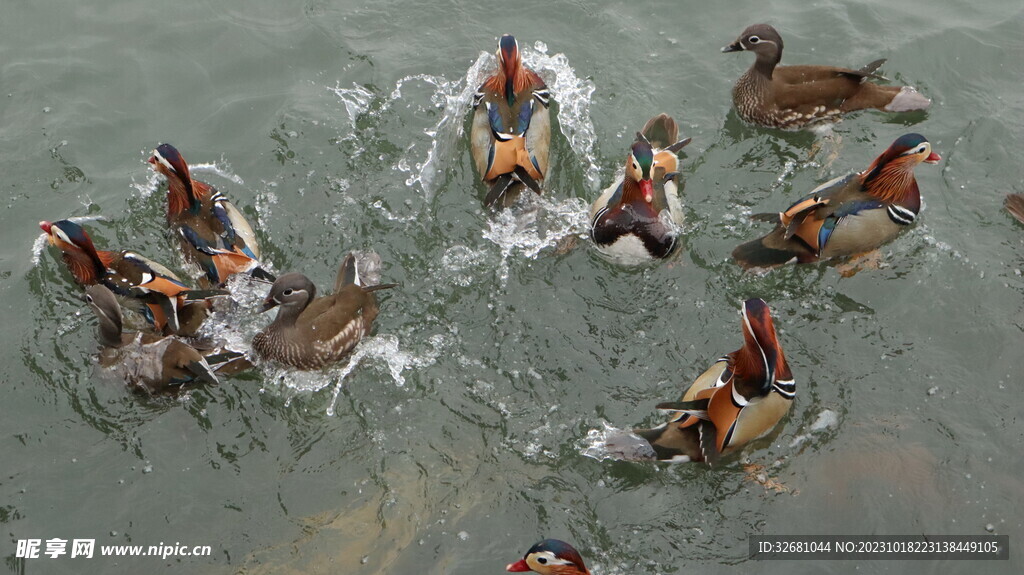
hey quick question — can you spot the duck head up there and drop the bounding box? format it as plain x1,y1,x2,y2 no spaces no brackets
732,298,791,392
148,143,198,214
497,34,521,106
82,284,124,347
261,272,316,319
861,133,940,200
507,539,590,574
40,219,106,283
624,133,656,204
723,23,784,67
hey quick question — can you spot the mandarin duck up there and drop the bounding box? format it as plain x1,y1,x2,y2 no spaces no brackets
40,219,219,335
507,539,591,575
148,143,274,286
1005,194,1024,225
252,254,394,370
589,114,691,261
732,133,940,268
471,34,552,207
82,285,247,394
633,298,794,464
722,24,931,130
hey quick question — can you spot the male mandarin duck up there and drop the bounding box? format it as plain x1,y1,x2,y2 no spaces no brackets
633,298,794,464
722,24,931,130
252,253,394,370
471,34,552,207
507,539,591,575
732,133,940,268
148,143,274,286
1005,193,1024,224
589,114,691,261
40,219,217,335
82,284,246,394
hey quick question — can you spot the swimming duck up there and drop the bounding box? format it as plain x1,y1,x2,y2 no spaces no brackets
723,23,931,130
732,133,940,269
634,298,794,464
40,219,217,335
81,284,246,394
589,114,691,261
507,539,591,574
471,34,551,207
1005,193,1024,224
148,143,274,286
252,254,394,370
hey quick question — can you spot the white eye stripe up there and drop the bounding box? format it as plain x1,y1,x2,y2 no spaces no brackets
154,150,176,173
53,227,72,244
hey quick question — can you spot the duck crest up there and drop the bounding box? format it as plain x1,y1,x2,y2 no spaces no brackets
483,35,541,107
152,144,203,217
861,134,928,208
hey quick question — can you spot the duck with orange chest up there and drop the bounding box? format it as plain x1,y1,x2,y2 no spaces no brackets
732,133,940,269
630,298,794,464
148,143,274,286
40,219,219,336
471,34,552,207
722,23,931,130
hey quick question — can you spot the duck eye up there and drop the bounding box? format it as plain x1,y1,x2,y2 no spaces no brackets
748,35,760,44
283,289,294,296
85,295,94,303
537,557,547,564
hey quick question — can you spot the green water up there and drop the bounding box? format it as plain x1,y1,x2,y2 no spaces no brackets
3,0,1023,573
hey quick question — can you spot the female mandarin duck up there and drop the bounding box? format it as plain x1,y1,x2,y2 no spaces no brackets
471,34,551,207
40,219,215,335
507,539,591,575
148,143,274,286
1005,194,1024,224
81,284,246,394
252,254,394,370
589,114,691,261
732,133,940,268
723,24,931,130
633,298,794,464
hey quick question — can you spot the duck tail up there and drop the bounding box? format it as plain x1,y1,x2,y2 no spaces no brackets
250,266,277,283
1005,193,1024,224
631,422,703,462
640,114,678,150
732,236,799,269
335,253,360,290
883,86,931,112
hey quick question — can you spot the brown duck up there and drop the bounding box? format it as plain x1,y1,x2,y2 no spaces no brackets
723,23,930,129
632,298,794,464
82,284,246,394
252,254,393,370
1005,193,1024,224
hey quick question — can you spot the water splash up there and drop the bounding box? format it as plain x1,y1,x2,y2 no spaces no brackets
324,333,444,416
580,422,657,462
523,41,600,191
391,61,492,199
481,196,589,284
328,82,374,130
